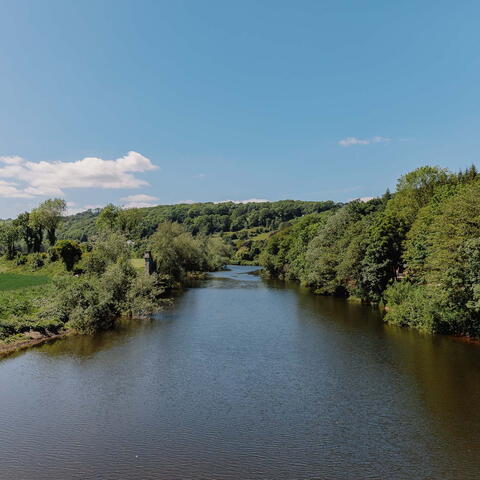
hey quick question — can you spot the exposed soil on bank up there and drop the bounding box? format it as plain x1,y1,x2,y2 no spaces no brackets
0,330,73,359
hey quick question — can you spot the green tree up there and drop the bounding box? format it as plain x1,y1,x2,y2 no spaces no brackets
14,212,35,253
387,166,451,225
149,222,205,280
38,198,67,246
359,213,406,302
96,204,121,232
29,208,46,252
117,208,142,239
81,232,131,275
0,222,20,259
54,239,82,271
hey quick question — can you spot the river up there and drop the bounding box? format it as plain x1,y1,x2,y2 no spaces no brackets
1,265,480,479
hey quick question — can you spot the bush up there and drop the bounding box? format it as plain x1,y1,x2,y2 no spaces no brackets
384,282,449,333
15,254,28,266
47,247,59,262
126,273,170,317
29,253,45,269
54,239,82,271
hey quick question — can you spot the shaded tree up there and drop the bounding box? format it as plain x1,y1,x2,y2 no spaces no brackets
54,239,82,271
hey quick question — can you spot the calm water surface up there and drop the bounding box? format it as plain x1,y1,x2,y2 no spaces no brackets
1,265,480,479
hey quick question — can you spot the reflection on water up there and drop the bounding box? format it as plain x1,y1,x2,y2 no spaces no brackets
1,265,479,480
35,317,159,358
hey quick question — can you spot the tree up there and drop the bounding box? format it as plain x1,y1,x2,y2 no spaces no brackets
0,222,20,259
149,222,204,280
29,208,46,253
96,204,121,232
38,198,67,246
54,239,82,271
387,166,451,225
14,212,35,253
82,232,131,275
117,208,142,239
359,213,406,302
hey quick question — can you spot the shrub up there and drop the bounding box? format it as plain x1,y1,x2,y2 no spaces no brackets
54,239,82,271
29,253,45,269
384,282,449,333
15,254,27,266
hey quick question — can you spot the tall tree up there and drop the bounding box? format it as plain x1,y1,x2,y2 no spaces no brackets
28,208,45,253
38,198,67,246
0,222,20,259
14,212,35,253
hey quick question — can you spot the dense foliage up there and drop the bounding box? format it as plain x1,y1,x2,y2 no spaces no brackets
259,165,480,337
57,200,338,242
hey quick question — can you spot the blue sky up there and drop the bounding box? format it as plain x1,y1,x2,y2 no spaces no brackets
0,0,479,217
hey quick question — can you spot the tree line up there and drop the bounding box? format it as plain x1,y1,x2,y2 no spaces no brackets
0,199,67,259
259,165,480,337
57,200,338,241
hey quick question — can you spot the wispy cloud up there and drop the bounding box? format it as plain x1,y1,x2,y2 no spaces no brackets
0,151,157,198
193,173,207,179
338,136,391,147
121,193,159,209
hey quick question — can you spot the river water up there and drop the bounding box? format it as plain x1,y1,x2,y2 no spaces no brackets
1,265,480,479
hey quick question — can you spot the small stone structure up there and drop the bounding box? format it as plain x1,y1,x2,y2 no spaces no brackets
144,251,156,275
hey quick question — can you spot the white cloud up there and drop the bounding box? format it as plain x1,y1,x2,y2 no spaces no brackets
0,180,35,198
347,196,376,203
215,198,269,204
121,193,159,209
0,151,157,198
66,202,104,215
193,173,207,178
338,136,391,147
338,137,369,146
121,194,158,203
1,156,24,165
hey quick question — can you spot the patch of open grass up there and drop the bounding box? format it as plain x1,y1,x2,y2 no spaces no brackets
246,231,271,241
130,258,144,272
0,274,50,291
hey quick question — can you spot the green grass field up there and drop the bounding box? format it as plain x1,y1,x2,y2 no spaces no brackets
0,274,50,291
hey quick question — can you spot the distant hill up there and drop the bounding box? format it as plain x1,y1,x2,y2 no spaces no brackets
57,200,339,242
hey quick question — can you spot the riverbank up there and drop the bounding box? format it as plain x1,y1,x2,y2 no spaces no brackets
0,329,73,359
0,270,215,359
